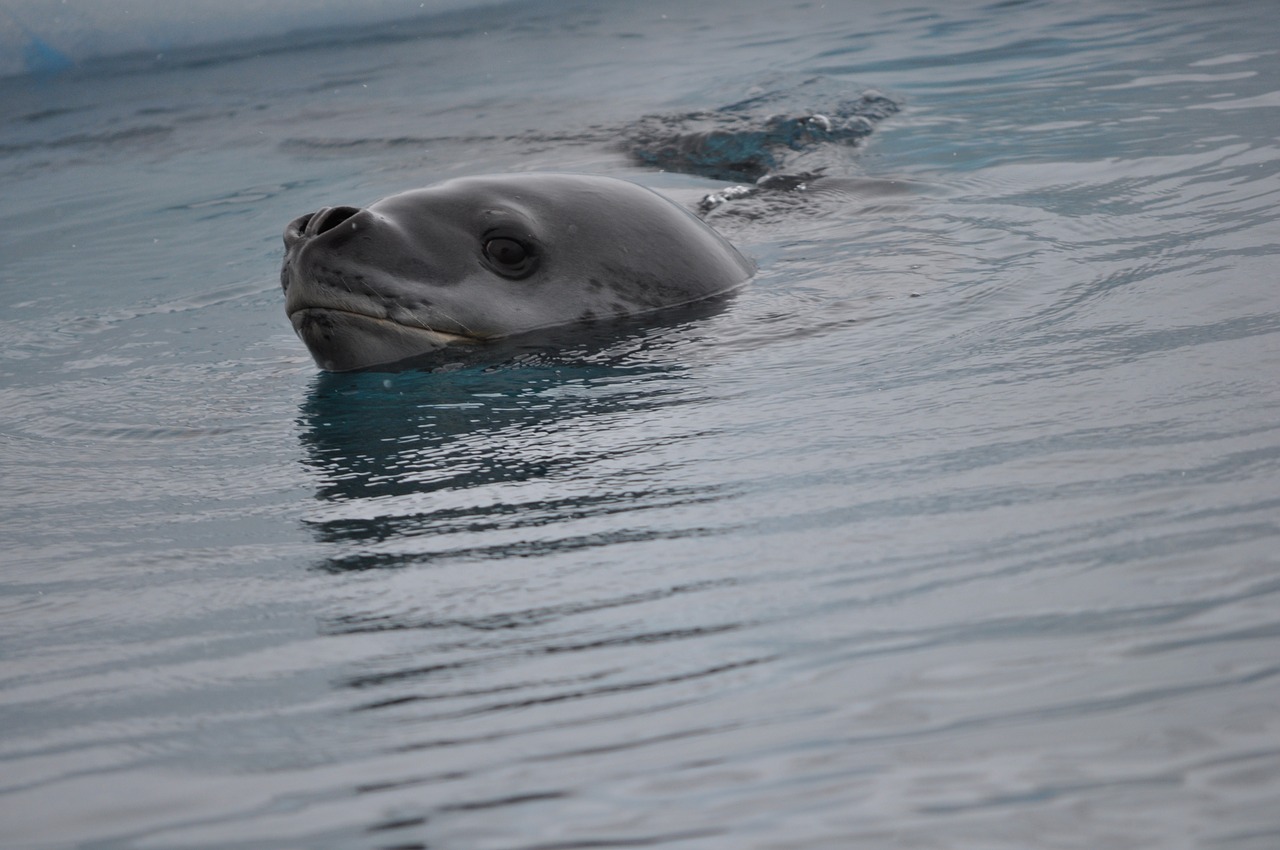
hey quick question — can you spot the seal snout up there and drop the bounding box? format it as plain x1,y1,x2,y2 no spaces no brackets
283,206,363,250
305,206,362,237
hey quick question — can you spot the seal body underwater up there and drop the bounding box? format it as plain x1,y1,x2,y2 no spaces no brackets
281,173,755,371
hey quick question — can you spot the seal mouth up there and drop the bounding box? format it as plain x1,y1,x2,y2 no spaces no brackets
289,307,481,371
289,307,479,344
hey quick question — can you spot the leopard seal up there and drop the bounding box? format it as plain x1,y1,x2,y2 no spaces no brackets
282,173,755,371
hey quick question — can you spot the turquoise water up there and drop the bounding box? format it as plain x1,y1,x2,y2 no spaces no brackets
2,1,1279,848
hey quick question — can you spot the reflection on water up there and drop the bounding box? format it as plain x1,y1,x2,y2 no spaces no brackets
296,304,737,576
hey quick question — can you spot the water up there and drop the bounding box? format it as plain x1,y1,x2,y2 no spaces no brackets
2,0,1279,847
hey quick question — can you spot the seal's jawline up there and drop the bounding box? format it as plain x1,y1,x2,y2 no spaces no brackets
289,307,480,345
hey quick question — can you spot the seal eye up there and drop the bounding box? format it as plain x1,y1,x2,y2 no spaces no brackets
485,237,526,266
482,236,537,278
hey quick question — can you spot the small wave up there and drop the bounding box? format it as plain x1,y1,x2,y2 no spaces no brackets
0,124,173,156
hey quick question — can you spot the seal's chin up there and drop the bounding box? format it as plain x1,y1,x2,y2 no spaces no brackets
289,308,478,372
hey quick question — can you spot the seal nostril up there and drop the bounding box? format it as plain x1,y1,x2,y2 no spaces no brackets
283,212,313,249
309,206,361,236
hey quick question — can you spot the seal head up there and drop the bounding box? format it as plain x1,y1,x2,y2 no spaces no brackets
281,173,754,371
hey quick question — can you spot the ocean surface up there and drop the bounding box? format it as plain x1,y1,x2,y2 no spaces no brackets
2,1,1279,848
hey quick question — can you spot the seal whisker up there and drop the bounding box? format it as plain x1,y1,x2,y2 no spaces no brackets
419,305,478,338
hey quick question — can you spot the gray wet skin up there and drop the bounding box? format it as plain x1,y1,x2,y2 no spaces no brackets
281,173,755,371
